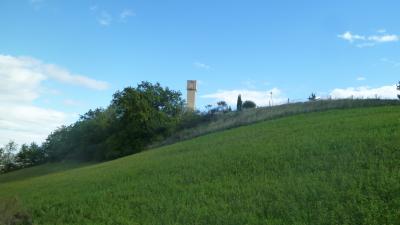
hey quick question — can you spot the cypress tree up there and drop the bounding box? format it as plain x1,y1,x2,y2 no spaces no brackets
237,94,243,111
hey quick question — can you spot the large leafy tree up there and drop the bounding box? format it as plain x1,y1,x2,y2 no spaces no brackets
108,82,184,159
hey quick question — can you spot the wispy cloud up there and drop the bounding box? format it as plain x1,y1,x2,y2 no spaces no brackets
63,99,83,107
368,34,399,43
330,85,397,99
98,11,112,26
338,30,399,47
377,29,387,33
90,5,98,13
29,0,45,10
381,58,400,67
193,62,211,70
202,88,287,107
356,76,366,81
90,6,135,26
119,9,135,21
0,54,109,94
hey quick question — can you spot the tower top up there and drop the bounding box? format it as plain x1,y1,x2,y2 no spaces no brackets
187,80,197,91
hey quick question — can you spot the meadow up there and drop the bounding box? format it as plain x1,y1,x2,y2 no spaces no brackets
0,105,399,224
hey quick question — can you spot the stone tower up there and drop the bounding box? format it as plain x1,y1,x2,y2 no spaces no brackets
187,80,197,110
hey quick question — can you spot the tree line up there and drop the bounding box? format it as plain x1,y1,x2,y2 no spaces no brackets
0,82,258,174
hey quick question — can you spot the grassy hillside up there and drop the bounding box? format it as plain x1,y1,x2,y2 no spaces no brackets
158,99,400,147
1,106,399,225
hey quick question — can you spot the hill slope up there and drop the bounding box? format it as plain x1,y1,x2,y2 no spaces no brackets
1,106,399,225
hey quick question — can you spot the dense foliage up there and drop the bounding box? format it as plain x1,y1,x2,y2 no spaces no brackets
242,100,256,109
42,82,185,161
1,82,186,172
1,106,399,224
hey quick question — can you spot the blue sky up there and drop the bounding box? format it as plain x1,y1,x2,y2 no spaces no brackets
1,0,400,145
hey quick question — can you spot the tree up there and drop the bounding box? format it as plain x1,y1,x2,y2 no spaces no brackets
237,94,243,111
108,82,184,159
242,100,256,109
41,125,74,161
15,143,46,168
308,93,317,101
217,101,228,112
0,141,18,173
397,81,400,100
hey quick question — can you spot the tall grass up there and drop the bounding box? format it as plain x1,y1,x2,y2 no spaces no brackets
156,99,400,147
0,106,399,224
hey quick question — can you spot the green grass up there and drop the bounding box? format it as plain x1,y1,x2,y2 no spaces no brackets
157,99,400,147
0,162,92,184
1,106,400,224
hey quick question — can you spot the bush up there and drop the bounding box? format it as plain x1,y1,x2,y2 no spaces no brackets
242,101,256,109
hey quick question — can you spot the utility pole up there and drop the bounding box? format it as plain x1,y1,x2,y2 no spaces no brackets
270,92,273,107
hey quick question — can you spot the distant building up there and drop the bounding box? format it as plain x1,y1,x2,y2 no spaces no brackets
187,80,197,110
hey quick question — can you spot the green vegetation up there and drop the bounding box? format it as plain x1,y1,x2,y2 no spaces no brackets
242,100,257,109
237,94,243,111
0,197,31,225
160,99,400,146
1,106,399,224
1,82,186,173
0,162,91,184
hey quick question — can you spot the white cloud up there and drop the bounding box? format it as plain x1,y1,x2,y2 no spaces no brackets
0,54,108,145
202,88,287,107
119,9,135,21
0,55,109,90
91,7,135,26
356,76,366,81
330,85,397,99
0,104,68,146
338,31,399,47
98,11,112,26
338,31,365,42
368,34,399,43
194,62,211,70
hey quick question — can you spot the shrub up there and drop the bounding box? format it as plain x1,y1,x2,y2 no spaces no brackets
242,100,256,109
308,93,317,101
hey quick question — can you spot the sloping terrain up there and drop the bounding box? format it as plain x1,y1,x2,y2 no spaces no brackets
0,106,399,225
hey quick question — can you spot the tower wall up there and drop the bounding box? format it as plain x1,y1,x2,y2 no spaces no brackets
187,80,197,110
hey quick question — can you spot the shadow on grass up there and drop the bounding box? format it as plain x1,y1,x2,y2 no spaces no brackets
0,161,93,184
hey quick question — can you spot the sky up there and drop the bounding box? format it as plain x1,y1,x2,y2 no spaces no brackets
1,0,400,145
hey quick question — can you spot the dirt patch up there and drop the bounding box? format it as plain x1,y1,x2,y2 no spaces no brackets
0,197,32,225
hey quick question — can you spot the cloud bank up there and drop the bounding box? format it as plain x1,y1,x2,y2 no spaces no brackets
329,85,397,99
0,54,108,146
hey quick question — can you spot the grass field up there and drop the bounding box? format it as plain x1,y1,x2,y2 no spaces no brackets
1,105,400,224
